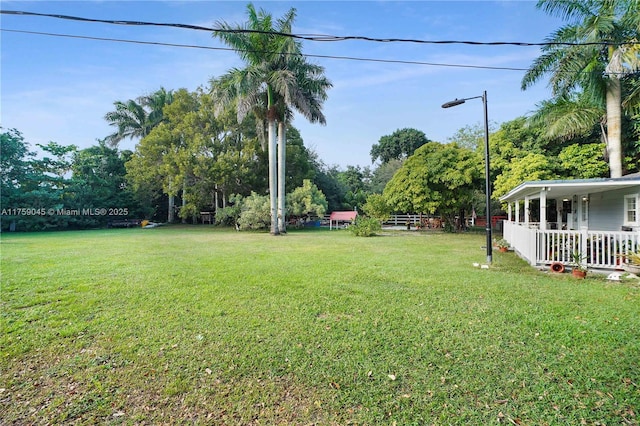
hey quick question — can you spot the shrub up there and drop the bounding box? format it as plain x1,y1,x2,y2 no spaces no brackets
237,192,270,231
362,193,392,222
349,216,381,237
215,205,241,227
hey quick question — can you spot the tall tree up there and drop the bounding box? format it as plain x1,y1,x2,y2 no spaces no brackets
383,142,482,231
273,54,331,232
370,128,430,164
104,87,174,147
211,3,330,234
1,128,35,230
521,0,640,178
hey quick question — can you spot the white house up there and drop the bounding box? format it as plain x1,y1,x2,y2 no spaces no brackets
499,174,640,270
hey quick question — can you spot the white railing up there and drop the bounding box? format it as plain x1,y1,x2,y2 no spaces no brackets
503,220,538,265
538,229,639,269
504,221,640,269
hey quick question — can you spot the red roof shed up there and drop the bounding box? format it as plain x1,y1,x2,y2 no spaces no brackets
329,211,358,229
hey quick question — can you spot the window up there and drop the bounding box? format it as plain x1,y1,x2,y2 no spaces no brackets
625,195,639,225
581,196,588,223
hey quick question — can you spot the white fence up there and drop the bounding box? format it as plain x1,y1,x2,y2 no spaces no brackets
504,221,640,269
316,214,443,228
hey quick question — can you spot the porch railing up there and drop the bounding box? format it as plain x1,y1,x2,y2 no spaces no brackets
504,221,640,269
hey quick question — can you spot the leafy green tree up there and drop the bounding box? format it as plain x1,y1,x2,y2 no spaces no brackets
369,159,403,194
493,153,559,200
383,142,482,231
126,123,177,222
309,159,347,212
286,179,328,218
69,141,140,227
2,130,139,230
1,129,36,230
1,129,34,205
127,89,214,222
446,122,497,151
362,193,392,222
370,128,430,164
489,118,545,182
126,89,269,223
337,165,371,211
522,0,640,177
283,127,316,192
22,142,77,230
558,143,609,178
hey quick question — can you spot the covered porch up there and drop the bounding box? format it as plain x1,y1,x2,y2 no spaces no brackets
500,177,640,270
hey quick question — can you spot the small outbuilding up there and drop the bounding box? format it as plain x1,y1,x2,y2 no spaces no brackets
329,211,358,230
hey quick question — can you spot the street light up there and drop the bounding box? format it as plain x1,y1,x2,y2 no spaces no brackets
442,90,492,264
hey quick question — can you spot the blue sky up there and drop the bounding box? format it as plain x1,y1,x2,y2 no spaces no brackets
1,1,564,168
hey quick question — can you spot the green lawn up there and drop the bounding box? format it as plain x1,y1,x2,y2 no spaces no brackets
1,226,638,425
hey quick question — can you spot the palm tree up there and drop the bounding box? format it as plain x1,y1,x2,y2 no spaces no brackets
104,87,174,147
528,92,606,141
521,0,640,178
104,99,148,146
273,53,331,231
211,3,331,234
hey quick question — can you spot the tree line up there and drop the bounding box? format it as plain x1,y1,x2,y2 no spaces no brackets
2,0,639,232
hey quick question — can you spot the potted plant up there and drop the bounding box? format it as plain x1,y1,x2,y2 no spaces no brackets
622,251,640,274
570,251,587,279
496,239,509,252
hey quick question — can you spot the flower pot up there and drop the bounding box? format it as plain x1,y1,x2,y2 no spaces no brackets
572,269,587,279
623,264,640,275
550,262,565,273
499,247,508,253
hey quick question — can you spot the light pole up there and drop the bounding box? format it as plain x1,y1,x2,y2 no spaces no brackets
442,90,492,264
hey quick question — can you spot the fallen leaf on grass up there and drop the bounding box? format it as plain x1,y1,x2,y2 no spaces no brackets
205,368,212,375
388,374,396,381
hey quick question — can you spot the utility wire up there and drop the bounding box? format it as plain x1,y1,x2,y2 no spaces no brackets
0,28,530,71
2,9,639,47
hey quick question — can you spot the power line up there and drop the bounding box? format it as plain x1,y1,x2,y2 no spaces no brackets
0,28,530,72
2,9,639,47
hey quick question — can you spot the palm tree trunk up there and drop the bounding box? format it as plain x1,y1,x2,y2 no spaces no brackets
167,176,176,223
277,121,286,233
168,195,175,223
182,181,187,224
268,118,279,235
606,76,623,178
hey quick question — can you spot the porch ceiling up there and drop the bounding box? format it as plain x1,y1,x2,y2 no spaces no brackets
499,176,640,202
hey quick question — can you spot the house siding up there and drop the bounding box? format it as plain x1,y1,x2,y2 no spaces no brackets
588,187,639,231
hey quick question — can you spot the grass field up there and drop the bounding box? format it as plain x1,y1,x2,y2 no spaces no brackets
1,226,639,425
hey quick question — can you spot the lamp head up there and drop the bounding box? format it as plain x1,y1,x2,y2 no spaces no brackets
441,98,466,108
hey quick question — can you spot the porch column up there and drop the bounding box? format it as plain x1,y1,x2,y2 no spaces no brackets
539,189,547,231
507,203,512,221
515,200,520,223
556,200,562,229
524,197,530,226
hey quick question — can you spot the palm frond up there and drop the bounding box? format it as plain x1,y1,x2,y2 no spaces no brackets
536,0,596,23
529,94,604,140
